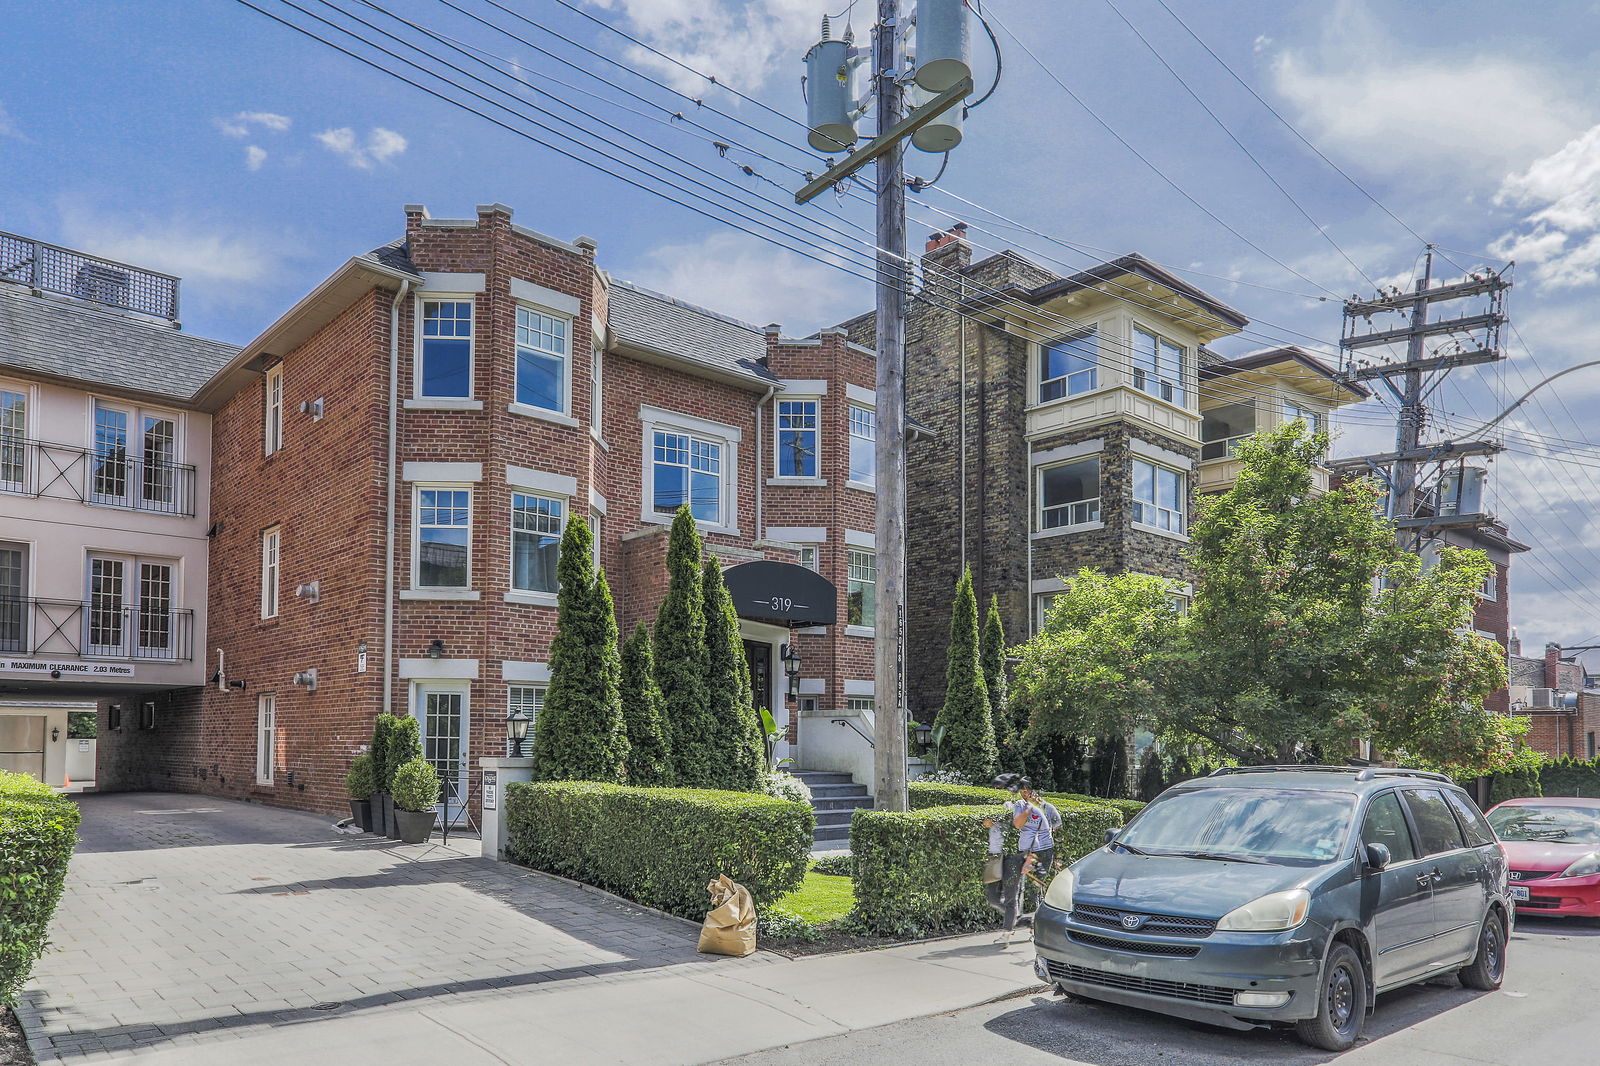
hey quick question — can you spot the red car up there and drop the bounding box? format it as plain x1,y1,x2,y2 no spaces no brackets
1485,796,1600,918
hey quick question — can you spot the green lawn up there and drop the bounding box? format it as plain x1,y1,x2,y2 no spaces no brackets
773,868,855,923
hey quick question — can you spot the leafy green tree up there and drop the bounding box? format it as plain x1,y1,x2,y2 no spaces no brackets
655,506,716,785
934,569,997,781
620,622,672,786
531,515,629,782
387,716,423,791
701,557,766,791
1088,735,1130,798
1137,747,1167,801
980,595,1010,750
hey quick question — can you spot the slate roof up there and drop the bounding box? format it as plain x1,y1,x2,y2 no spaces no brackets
0,284,240,402
607,280,778,385
358,239,421,277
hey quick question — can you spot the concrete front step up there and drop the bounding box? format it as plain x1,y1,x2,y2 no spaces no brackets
813,824,851,841
813,796,874,811
795,769,874,842
814,810,858,828
806,783,870,799
791,770,855,786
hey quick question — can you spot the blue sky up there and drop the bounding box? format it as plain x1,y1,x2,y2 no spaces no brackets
6,0,1600,651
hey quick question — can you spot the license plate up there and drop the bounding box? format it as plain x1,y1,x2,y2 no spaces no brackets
1510,886,1530,901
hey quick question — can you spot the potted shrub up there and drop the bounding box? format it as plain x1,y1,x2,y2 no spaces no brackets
344,753,376,832
385,717,424,840
391,756,440,844
369,714,397,837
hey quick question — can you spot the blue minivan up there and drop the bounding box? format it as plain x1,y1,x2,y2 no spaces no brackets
1033,766,1511,1051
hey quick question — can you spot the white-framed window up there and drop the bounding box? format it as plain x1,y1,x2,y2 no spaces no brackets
1283,398,1322,436
653,429,724,524
1132,326,1187,407
1201,401,1256,460
1038,457,1100,529
797,545,818,572
416,488,471,588
508,684,545,752
260,527,280,619
264,364,284,456
1035,591,1059,632
418,298,474,398
1480,570,1498,601
514,305,570,413
91,400,181,511
1040,329,1098,402
86,553,177,659
256,694,276,785
0,540,28,653
0,383,28,491
846,695,875,714
589,346,603,434
776,398,820,478
847,548,876,628
590,510,604,574
1132,459,1186,534
848,403,875,485
511,492,563,594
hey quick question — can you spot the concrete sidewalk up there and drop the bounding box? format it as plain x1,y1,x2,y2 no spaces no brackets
127,931,1042,1066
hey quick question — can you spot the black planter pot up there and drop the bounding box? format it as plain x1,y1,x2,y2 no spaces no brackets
393,808,436,845
375,792,395,837
349,798,373,833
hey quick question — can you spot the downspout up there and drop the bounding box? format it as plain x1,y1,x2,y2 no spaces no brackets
755,384,776,537
383,279,412,715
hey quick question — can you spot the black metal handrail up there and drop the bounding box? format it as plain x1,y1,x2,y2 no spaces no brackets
0,436,197,517
0,230,180,320
831,716,876,748
0,597,195,662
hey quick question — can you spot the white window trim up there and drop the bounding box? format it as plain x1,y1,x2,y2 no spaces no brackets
846,545,876,635
256,694,276,785
84,551,179,660
411,484,473,592
414,293,476,401
509,489,564,597
1035,455,1103,535
1130,458,1189,540
0,378,33,494
589,344,604,439
640,405,740,535
513,302,575,421
1035,327,1101,407
1130,321,1192,410
846,398,876,493
87,396,186,511
264,364,284,456
766,526,826,543
773,395,823,483
261,526,280,619
501,661,551,684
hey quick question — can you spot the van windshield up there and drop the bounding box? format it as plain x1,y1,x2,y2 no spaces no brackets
1119,787,1357,865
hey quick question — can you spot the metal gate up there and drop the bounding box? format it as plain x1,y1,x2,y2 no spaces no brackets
0,714,46,779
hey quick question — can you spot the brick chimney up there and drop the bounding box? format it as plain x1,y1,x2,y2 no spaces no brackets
1546,642,1563,689
922,221,970,276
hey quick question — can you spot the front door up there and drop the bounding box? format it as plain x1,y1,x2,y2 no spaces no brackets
414,685,469,826
742,640,786,762
0,714,46,779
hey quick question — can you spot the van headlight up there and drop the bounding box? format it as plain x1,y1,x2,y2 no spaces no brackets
1215,888,1310,932
1559,853,1600,878
1044,868,1075,911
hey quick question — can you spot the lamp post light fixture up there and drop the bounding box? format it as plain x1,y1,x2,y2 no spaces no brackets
506,706,532,759
780,640,801,699
913,721,932,751
427,639,445,659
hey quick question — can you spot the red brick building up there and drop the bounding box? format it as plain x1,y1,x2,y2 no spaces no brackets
97,203,887,815
1508,639,1600,760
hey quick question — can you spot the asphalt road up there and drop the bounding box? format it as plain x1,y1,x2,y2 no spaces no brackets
714,916,1600,1066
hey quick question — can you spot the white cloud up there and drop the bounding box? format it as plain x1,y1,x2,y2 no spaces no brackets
1270,0,1588,180
55,203,283,293
626,230,864,335
1491,125,1600,288
0,100,21,139
217,111,291,138
315,126,408,169
1252,35,1273,53
245,146,268,171
584,0,820,95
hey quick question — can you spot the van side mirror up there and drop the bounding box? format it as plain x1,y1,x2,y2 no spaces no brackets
1364,842,1391,871
1104,828,1118,845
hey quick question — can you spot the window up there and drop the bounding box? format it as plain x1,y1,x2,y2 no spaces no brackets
87,554,176,659
1132,327,1186,406
256,694,276,785
1590,732,1597,760
508,684,545,753
1038,458,1100,529
1402,789,1467,856
416,489,471,588
1132,459,1186,534
91,401,180,510
264,365,284,455
1201,402,1256,461
0,541,27,652
847,695,875,714
590,510,604,575
590,346,603,434
849,403,875,485
1040,330,1098,402
1480,570,1498,601
511,493,562,594
91,403,129,503
1035,591,1059,632
847,549,876,628
1283,399,1322,436
0,386,26,490
515,306,568,412
797,545,818,572
776,398,819,478
1359,791,1417,864
653,430,722,524
1443,790,1496,848
261,527,280,619
419,299,473,398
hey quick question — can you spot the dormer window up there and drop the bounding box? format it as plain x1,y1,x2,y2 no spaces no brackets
1132,326,1186,407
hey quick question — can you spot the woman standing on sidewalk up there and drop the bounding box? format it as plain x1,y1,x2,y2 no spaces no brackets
982,774,1053,945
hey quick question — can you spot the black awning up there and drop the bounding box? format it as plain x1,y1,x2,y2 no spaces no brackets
722,560,838,626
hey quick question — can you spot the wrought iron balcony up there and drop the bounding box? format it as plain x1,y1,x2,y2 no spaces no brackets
0,597,195,663
0,230,180,321
0,437,197,517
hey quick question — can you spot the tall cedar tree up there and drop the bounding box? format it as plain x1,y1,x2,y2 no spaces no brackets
531,515,629,782
369,713,397,793
702,556,766,791
935,569,997,781
620,622,672,786
655,506,716,785
980,595,1010,750
386,716,423,790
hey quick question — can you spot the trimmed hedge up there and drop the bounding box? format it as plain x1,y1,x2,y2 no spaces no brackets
1539,756,1600,798
907,781,1142,835
504,781,812,918
1,771,80,1005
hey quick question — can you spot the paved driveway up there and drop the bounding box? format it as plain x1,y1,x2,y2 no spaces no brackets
19,792,774,1063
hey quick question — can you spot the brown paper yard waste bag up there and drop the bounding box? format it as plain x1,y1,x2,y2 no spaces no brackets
697,875,757,956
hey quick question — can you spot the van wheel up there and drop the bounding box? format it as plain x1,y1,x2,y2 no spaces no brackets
1295,943,1367,1051
1459,912,1507,991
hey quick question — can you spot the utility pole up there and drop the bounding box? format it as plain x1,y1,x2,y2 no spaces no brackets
1334,248,1512,550
799,2,973,811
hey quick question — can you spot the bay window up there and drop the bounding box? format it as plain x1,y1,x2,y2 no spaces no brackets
1038,457,1101,529
1040,330,1098,402
1132,326,1186,406
1132,459,1186,534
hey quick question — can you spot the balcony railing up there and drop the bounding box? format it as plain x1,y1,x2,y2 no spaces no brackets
1,437,197,517
0,597,194,663
0,230,180,320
